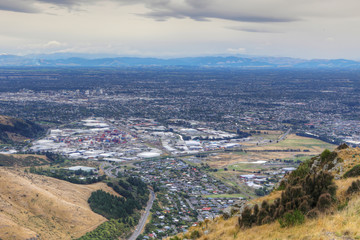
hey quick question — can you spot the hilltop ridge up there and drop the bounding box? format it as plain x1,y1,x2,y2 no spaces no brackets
1,55,360,68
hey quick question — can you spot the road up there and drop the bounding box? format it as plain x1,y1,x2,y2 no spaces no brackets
100,162,118,178
128,189,155,240
100,162,155,240
278,128,292,141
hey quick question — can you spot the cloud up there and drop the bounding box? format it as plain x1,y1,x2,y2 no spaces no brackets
0,0,298,23
43,40,66,48
227,47,246,54
0,0,40,13
137,0,298,22
2,0,360,26
0,0,96,13
228,26,282,33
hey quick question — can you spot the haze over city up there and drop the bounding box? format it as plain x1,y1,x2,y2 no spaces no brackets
1,0,359,59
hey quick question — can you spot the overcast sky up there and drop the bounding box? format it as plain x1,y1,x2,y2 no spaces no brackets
0,0,359,59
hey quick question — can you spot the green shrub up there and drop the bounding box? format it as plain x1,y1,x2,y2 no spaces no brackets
170,236,181,240
238,168,336,230
346,180,360,195
239,207,253,228
320,149,331,162
306,208,320,219
278,210,305,228
316,193,332,211
277,181,286,191
290,159,311,180
344,165,360,178
190,230,201,239
299,199,310,214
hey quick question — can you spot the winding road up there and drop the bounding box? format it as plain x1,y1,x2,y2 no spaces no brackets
100,162,155,240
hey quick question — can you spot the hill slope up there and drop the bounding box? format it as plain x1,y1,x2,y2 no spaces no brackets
169,146,360,240
0,167,119,240
0,115,44,143
0,154,50,167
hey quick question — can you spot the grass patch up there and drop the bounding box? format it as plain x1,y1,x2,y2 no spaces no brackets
222,163,264,172
272,136,335,150
203,194,246,198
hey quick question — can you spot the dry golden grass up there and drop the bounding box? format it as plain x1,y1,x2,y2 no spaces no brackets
250,190,282,205
10,154,48,160
337,147,360,173
0,167,118,240
0,115,14,126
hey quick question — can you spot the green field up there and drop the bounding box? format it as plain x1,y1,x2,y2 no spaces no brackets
203,194,246,198
272,137,335,150
284,154,316,162
219,163,264,172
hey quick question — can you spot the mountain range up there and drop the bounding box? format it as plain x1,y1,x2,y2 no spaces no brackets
0,54,360,68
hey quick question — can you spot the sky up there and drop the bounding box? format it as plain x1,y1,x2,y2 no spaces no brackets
0,0,359,59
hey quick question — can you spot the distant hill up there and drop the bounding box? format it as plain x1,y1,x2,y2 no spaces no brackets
168,145,360,240
0,54,360,68
0,115,44,143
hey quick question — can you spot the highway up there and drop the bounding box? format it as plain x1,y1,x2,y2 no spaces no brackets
128,189,155,240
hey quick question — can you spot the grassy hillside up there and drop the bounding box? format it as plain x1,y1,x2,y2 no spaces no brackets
0,167,119,240
0,153,50,166
0,115,44,143
168,145,360,240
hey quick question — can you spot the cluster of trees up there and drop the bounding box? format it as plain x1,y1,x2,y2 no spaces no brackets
42,151,66,164
77,219,134,240
107,177,149,206
29,167,106,184
238,151,338,229
88,190,141,219
81,177,149,239
255,187,269,197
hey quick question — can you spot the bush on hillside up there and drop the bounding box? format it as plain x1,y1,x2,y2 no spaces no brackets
344,165,360,178
278,210,305,228
238,171,336,229
346,179,360,195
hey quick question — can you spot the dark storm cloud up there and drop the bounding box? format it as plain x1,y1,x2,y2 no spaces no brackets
0,0,40,13
0,0,297,23
136,0,298,22
0,0,95,13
